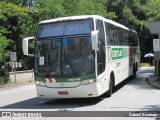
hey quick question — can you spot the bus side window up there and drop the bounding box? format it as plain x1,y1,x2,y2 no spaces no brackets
118,29,124,45
105,23,121,46
105,23,111,45
134,33,138,46
109,24,116,45
128,31,137,46
131,32,138,46
114,30,120,45
96,19,106,75
122,30,128,45
128,31,133,46
105,23,115,45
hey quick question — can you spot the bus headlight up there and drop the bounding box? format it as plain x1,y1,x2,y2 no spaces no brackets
81,78,96,85
36,81,46,87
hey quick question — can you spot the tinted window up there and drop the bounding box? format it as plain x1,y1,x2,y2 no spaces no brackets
37,19,93,38
105,23,120,45
105,22,138,46
128,31,138,46
96,20,106,75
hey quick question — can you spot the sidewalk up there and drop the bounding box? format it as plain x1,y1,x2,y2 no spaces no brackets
147,75,160,89
0,82,34,89
0,83,19,89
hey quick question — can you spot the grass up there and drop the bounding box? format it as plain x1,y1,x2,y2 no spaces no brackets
0,78,34,87
0,79,12,86
140,63,150,67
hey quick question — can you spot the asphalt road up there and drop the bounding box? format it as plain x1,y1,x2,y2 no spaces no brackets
0,67,160,120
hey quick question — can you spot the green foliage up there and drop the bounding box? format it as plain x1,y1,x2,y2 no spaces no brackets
140,63,149,67
0,29,12,61
0,2,29,62
146,0,160,21
33,0,117,21
33,0,65,20
104,0,156,61
105,0,149,27
0,0,160,68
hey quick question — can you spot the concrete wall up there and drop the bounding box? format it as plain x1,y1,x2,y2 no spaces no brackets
9,70,34,84
147,21,160,34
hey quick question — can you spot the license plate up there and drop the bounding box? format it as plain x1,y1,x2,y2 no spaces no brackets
58,91,68,95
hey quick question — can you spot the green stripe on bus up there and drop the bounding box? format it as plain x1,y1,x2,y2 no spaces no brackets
35,72,96,83
123,48,128,58
35,76,46,83
110,47,139,60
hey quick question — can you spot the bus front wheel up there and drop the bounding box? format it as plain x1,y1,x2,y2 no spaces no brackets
106,73,115,97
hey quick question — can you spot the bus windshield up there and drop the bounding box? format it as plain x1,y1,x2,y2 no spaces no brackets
37,19,93,38
35,36,95,77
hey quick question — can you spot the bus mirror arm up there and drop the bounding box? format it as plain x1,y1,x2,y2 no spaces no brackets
91,30,99,51
22,37,35,57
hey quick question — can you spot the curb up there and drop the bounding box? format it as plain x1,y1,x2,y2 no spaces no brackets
0,83,34,89
0,84,20,89
146,76,160,89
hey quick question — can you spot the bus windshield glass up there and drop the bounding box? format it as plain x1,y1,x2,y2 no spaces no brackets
37,19,93,38
35,36,95,77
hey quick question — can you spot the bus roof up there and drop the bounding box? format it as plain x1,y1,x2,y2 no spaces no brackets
39,15,132,31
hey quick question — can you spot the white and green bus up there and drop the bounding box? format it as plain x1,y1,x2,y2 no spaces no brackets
23,15,140,98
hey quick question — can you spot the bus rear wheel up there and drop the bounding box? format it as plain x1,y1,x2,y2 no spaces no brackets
131,64,137,79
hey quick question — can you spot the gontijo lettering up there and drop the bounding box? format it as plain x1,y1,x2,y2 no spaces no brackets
112,48,123,60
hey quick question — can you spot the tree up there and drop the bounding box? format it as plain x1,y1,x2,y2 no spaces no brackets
32,0,65,21
33,0,117,21
0,2,12,61
104,0,155,61
1,0,159,67
146,0,160,21
62,0,116,18
0,2,29,63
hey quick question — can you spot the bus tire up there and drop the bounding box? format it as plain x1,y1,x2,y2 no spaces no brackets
131,64,137,79
106,73,114,97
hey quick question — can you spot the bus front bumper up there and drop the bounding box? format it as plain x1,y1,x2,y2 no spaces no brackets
36,82,101,98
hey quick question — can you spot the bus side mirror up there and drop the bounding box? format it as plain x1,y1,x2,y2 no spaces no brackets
91,30,99,51
23,37,35,57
